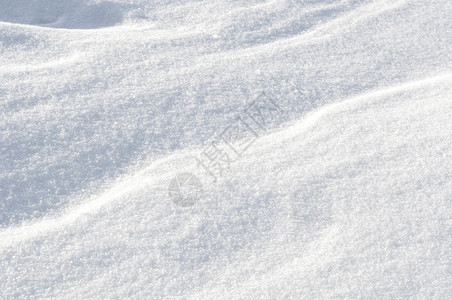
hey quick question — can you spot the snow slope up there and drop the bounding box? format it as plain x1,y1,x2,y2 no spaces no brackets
0,0,451,298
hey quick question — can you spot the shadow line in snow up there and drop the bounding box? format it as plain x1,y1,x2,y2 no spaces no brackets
0,0,126,29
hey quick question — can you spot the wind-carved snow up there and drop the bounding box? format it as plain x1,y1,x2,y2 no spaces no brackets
0,0,451,298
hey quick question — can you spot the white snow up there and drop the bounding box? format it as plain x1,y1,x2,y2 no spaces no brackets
0,0,451,298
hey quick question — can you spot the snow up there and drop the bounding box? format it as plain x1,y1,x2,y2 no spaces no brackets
0,0,451,298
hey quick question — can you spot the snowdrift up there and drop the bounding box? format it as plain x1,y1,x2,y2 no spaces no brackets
0,0,451,298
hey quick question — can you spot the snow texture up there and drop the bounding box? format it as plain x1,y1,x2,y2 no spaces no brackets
0,0,451,298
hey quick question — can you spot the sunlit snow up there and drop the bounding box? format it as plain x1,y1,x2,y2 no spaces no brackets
0,0,451,298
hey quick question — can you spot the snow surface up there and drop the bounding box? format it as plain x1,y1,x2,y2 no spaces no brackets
0,0,451,298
